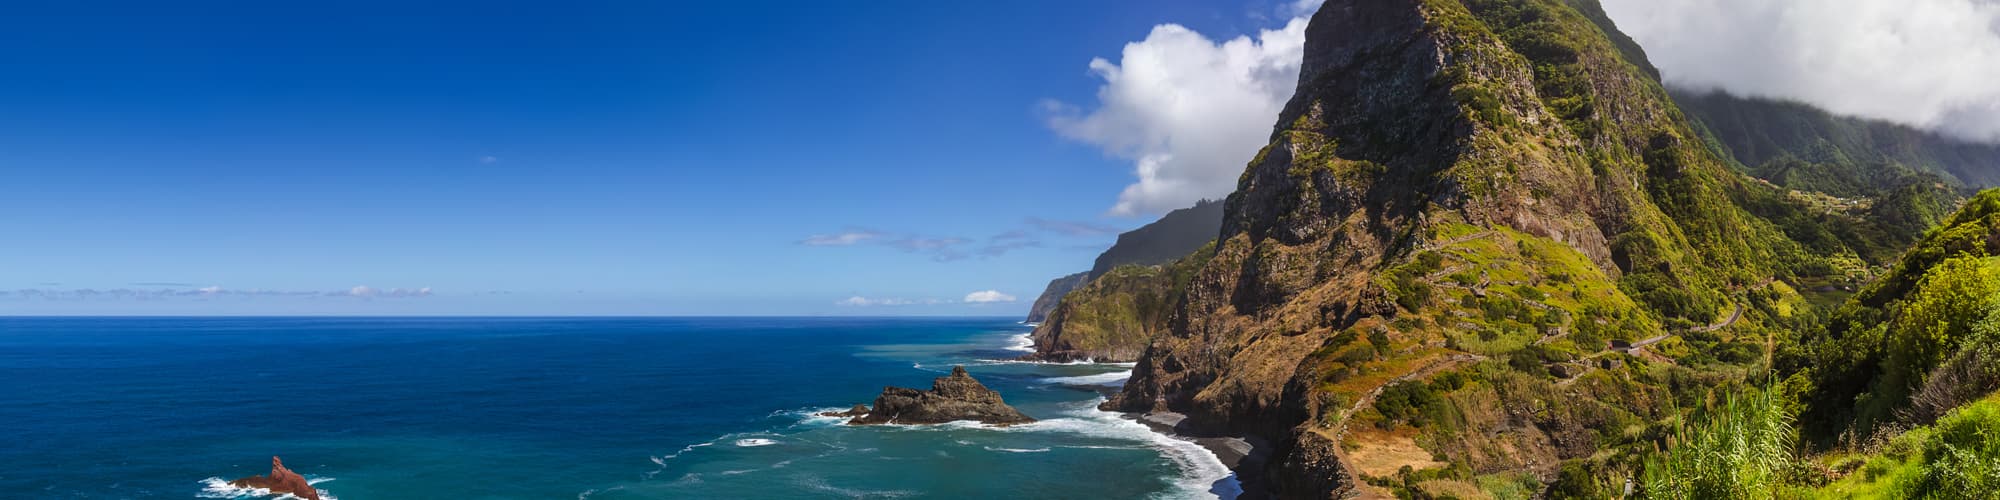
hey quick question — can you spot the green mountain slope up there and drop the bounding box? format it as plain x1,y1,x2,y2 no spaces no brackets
1030,0,1948,496
1790,189,2000,442
1674,89,2000,190
1021,200,1225,324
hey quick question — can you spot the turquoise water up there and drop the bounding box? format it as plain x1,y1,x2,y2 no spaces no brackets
0,317,1236,498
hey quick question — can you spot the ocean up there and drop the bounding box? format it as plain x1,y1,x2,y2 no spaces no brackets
0,317,1238,499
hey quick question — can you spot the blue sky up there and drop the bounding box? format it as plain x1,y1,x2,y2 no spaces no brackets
0,0,1320,315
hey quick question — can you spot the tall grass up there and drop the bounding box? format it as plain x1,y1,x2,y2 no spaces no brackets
1642,387,1797,499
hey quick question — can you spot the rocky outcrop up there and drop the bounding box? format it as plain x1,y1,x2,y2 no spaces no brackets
229,456,320,500
1025,272,1089,324
843,366,1034,426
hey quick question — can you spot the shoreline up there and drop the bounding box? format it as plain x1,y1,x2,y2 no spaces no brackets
1124,410,1270,499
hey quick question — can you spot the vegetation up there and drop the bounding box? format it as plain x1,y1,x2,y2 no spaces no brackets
1816,393,2000,498
1641,387,1797,500
1040,0,2000,497
1792,190,2000,441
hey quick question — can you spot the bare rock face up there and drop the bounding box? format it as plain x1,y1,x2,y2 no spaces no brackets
844,366,1034,426
229,456,320,500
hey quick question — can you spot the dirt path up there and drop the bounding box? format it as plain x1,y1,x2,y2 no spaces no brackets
1327,353,1484,495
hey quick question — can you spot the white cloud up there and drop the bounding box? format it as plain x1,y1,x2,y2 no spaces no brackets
1025,217,1123,237
835,296,930,307
962,290,1018,303
800,230,884,246
479,155,499,164
1601,0,2000,142
340,286,431,298
1045,17,1311,215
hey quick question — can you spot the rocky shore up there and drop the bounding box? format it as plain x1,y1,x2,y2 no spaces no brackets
1130,411,1271,499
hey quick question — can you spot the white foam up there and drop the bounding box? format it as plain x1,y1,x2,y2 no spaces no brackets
983,446,1051,453
971,358,1138,367
791,407,856,427
797,476,917,498
998,399,1240,499
1004,332,1037,353
734,438,778,447
197,477,338,500
645,441,717,479
1040,369,1133,387
850,397,1239,498
576,486,624,500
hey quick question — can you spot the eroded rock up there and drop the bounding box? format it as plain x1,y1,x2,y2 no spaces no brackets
843,366,1034,426
228,456,320,500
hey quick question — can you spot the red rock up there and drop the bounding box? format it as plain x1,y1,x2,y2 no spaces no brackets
229,456,321,500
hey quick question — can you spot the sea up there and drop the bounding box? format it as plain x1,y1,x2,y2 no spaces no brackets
0,317,1239,499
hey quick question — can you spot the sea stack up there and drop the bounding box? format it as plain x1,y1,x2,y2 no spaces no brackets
842,366,1035,426
228,456,320,500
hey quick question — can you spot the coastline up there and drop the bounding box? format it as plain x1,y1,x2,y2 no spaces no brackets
1128,411,1269,500
1021,324,1255,499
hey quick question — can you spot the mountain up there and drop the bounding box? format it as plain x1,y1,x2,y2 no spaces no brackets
1023,272,1088,324
1020,200,1225,324
1031,0,1941,496
1672,89,1979,264
1791,189,2000,441
1674,89,2000,190
1084,200,1226,280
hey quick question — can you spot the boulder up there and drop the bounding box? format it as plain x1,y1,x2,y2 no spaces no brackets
845,366,1034,426
229,456,320,500
818,404,871,417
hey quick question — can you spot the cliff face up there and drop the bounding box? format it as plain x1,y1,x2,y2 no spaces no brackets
1024,201,1226,324
1086,200,1226,279
1028,243,1215,363
1094,0,1841,496
1024,272,1087,324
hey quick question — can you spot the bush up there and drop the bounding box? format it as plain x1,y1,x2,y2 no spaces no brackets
1887,396,2000,498
1375,380,1451,429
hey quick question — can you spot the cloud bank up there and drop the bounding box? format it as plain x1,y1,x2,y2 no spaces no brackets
962,290,1018,303
1045,17,1310,215
833,290,1018,306
1601,0,2000,142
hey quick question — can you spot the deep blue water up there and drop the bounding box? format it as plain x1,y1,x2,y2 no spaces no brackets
0,317,1234,499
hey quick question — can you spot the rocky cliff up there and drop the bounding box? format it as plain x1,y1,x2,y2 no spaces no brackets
841,366,1034,426
1027,244,1215,363
229,456,320,500
1085,200,1226,279
1024,272,1088,324
1023,200,1226,324
1083,0,1871,497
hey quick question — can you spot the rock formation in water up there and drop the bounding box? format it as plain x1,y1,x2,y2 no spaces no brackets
229,456,320,500
818,404,871,417
842,366,1034,426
